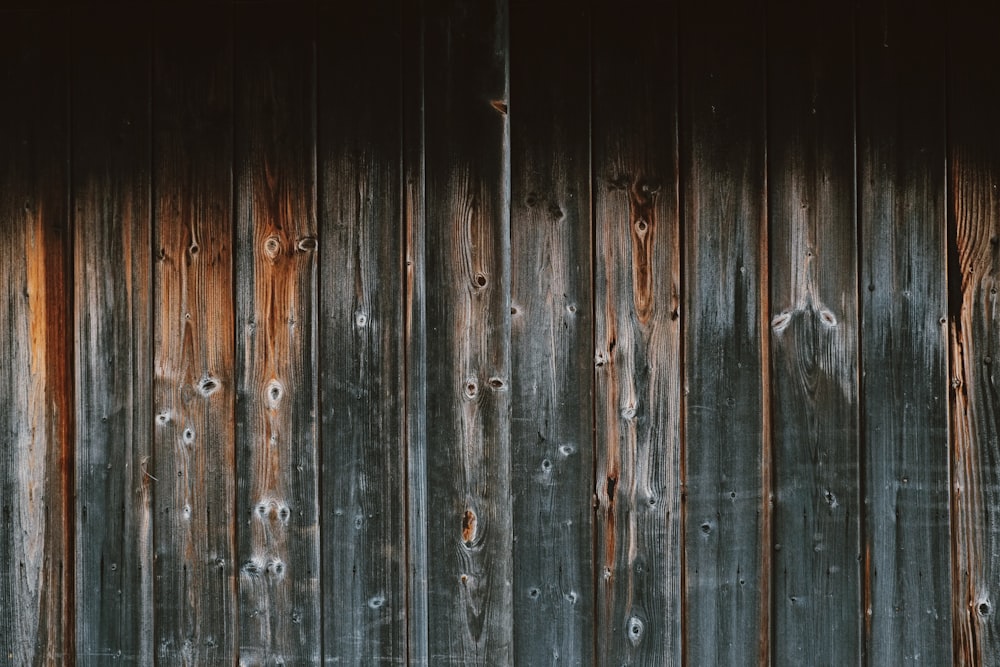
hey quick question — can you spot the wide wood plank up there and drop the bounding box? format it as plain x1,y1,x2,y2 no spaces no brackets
234,4,321,664
766,2,862,664
510,1,593,662
0,11,73,665
679,1,769,664
591,1,682,663
857,1,951,663
423,0,512,661
317,2,408,662
151,6,237,663
947,1,1000,663
71,6,153,664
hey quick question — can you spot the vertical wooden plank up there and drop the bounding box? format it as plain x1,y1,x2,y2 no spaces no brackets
680,1,769,664
510,1,593,662
72,5,153,664
0,10,74,665
591,1,682,663
857,1,951,663
152,6,237,663
317,1,408,662
948,1,1000,663
423,0,512,661
766,2,862,664
234,3,321,664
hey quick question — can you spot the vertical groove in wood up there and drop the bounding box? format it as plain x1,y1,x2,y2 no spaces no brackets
317,1,408,662
510,1,593,663
423,0,512,661
947,1,1000,662
858,1,952,663
234,3,321,664
72,5,153,664
0,10,73,665
680,1,769,664
591,1,682,664
151,5,237,663
767,1,862,664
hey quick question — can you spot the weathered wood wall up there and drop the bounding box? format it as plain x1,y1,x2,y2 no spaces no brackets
1,0,998,664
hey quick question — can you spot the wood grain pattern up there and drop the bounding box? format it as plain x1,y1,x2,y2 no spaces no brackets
234,4,321,664
766,2,861,664
857,1,952,663
680,1,769,664
0,11,73,666
591,1,682,663
423,0,512,661
72,6,153,664
151,6,237,664
317,1,408,662
510,1,593,663
948,1,1000,663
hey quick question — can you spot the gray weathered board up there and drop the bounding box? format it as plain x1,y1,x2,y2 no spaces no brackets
1,1,998,664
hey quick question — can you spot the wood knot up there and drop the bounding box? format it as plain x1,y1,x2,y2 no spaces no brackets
490,99,508,115
266,379,284,408
263,235,282,261
463,378,479,399
462,509,477,545
627,617,644,646
296,235,317,252
197,376,221,397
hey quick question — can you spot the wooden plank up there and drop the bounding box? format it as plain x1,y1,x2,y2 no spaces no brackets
766,2,861,664
317,1,408,662
151,6,237,663
590,1,682,663
71,5,153,664
234,4,321,664
679,1,769,664
947,1,1000,663
510,1,593,663
423,0,512,661
857,1,951,663
0,11,74,665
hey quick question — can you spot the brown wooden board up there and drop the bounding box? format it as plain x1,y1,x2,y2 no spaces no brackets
857,0,951,663
317,1,408,662
679,1,769,663
510,0,593,662
151,6,237,663
423,0,512,661
766,1,862,664
71,6,153,664
947,0,1000,663
591,1,683,663
0,10,73,666
234,3,321,663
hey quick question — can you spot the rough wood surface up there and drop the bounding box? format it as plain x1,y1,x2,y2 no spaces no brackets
72,6,153,664
510,1,593,663
857,1,952,663
423,0,512,661
766,2,862,664
680,1,769,664
0,10,73,666
151,6,237,664
234,4,321,664
591,1,682,664
317,1,408,662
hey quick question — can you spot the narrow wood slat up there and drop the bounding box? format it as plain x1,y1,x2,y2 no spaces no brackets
152,6,237,663
0,10,73,666
948,1,1000,662
234,4,321,663
766,2,862,664
591,1,682,663
72,6,153,664
857,1,951,663
317,1,408,661
510,1,593,662
680,1,769,663
423,0,512,661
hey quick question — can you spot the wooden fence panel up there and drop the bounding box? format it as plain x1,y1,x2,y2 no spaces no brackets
858,1,952,663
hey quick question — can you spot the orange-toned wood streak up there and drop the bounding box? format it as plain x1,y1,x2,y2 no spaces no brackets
151,7,237,664
234,4,321,664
